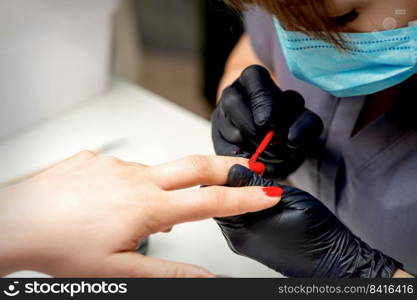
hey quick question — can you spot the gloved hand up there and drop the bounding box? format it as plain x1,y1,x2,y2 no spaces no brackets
212,65,324,179
215,165,402,278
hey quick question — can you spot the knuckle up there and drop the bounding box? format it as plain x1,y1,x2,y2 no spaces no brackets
119,166,142,184
99,155,123,166
186,155,211,179
203,187,224,212
75,150,96,160
251,87,275,100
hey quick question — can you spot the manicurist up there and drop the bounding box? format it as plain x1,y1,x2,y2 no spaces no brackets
212,0,417,277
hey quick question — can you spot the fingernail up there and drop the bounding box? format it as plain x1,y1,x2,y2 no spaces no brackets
262,186,284,197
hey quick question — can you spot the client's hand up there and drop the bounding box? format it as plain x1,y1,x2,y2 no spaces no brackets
0,152,281,277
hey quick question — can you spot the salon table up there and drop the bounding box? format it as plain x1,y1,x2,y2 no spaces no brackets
0,78,280,278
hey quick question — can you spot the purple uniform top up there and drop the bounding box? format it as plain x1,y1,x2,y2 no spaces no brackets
244,6,417,275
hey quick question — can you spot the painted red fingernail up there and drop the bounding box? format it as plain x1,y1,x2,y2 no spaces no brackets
263,187,284,197
249,160,266,175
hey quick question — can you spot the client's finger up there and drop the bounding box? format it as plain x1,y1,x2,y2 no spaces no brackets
154,185,281,228
146,155,248,190
104,253,214,278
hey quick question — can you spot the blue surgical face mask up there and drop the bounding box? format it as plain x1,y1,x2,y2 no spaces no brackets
273,18,417,97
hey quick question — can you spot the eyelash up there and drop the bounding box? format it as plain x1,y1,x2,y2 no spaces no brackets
333,9,359,26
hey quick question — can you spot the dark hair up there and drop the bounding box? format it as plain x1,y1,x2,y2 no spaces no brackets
224,0,346,47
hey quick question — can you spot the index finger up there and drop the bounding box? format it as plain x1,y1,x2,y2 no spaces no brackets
151,185,282,231
146,155,249,190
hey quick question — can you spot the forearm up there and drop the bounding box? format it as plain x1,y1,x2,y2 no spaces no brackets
217,34,265,100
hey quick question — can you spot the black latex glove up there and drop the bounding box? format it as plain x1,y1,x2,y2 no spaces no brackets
212,65,324,179
215,165,402,278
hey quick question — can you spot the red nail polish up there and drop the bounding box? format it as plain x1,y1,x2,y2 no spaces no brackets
249,160,266,175
263,187,284,197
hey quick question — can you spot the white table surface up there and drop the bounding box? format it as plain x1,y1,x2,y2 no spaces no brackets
0,78,280,278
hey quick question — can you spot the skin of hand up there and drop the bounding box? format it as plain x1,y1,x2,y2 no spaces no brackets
212,65,324,179
0,151,281,278
216,164,406,278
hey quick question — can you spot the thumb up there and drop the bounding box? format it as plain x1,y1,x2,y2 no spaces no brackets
104,253,214,278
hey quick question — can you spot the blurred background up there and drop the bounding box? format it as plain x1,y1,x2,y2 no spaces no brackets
115,0,244,119
0,0,244,140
